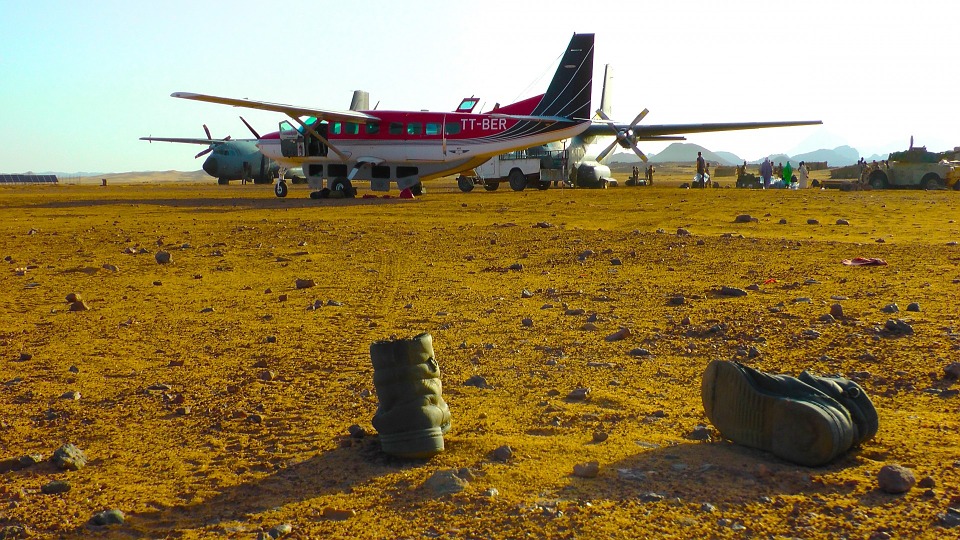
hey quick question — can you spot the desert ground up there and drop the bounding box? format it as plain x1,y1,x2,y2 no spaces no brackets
1,171,959,539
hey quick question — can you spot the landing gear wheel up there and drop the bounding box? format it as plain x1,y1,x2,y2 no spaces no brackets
274,181,288,198
411,182,425,196
457,176,475,193
508,169,527,191
217,178,229,186
330,177,356,198
483,181,499,191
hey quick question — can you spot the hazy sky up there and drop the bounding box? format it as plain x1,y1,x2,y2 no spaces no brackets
1,0,957,173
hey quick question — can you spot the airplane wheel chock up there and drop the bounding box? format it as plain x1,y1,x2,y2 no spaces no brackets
275,181,288,198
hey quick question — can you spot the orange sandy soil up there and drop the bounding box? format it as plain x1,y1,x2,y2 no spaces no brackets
1,175,959,539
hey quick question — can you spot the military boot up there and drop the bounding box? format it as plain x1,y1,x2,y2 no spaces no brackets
701,360,857,467
370,333,451,458
797,371,878,447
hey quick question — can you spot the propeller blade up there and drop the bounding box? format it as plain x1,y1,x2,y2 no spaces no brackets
195,147,212,159
595,109,612,122
630,109,650,127
595,139,620,162
224,135,232,141
239,116,261,139
629,141,648,162
203,124,212,140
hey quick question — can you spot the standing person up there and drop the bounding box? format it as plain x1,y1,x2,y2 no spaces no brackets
798,161,809,189
696,151,706,187
704,162,711,187
760,157,773,188
647,165,655,185
782,161,793,188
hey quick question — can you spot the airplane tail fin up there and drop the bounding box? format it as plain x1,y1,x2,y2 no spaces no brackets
599,64,613,118
532,33,594,121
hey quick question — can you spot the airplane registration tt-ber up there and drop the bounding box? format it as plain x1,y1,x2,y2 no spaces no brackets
170,33,821,199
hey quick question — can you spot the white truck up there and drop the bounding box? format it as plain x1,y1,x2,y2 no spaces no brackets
457,148,568,192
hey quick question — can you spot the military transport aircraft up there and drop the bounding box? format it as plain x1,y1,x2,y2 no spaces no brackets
169,33,820,198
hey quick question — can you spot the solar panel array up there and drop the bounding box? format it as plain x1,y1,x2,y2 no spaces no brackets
0,174,59,184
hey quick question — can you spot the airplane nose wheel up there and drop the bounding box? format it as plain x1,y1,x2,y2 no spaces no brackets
274,181,288,198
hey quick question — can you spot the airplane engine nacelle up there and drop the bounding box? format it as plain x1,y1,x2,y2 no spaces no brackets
575,161,612,189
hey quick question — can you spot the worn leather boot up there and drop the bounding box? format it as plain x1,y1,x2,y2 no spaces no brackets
797,371,878,446
370,333,451,458
701,360,858,467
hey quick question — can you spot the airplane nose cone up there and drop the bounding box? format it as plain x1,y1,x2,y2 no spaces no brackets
202,157,218,176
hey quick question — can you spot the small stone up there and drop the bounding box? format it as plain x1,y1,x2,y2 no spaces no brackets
880,303,899,314
917,476,936,489
676,228,691,236
259,370,276,381
628,348,651,357
779,218,788,224
688,424,711,441
734,214,756,223
572,461,600,478
667,295,685,306
89,509,125,526
807,219,820,225
581,322,598,331
945,362,960,380
51,443,87,471
266,336,277,343
422,469,469,496
906,302,921,312
41,480,71,494
819,314,836,323
877,464,916,494
746,283,760,291
491,445,514,462
592,431,609,443
884,319,913,335
521,289,534,298
65,292,82,303
565,308,585,316
326,300,342,306
604,327,631,342
464,375,490,389
17,352,32,362
68,300,90,311
639,492,664,502
295,278,315,289
102,264,118,272
199,307,214,313
937,508,960,528
836,219,850,225
483,487,499,498
268,523,294,537
60,390,80,400
155,251,172,264
521,317,533,327
509,263,523,271
718,286,748,297
567,387,591,400
830,303,845,319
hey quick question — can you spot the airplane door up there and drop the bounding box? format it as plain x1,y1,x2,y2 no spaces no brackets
279,121,304,158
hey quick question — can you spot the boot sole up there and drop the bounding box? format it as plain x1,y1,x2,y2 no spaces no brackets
379,427,445,459
702,360,845,467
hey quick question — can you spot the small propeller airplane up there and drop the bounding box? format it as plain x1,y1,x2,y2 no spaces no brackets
169,33,821,198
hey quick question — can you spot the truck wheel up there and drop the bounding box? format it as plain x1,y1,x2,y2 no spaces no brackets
921,174,944,190
457,176,475,193
483,181,499,191
508,169,527,191
868,171,888,190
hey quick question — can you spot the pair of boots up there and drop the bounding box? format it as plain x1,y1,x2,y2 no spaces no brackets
370,333,451,459
702,360,878,467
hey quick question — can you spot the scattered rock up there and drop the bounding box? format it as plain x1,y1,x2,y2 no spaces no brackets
778,218,788,224
628,348,651,357
41,480,71,494
580,322,598,331
604,327,631,342
89,509,125,526
521,317,533,327
906,302,921,312
155,251,172,264
818,314,836,323
610,258,622,265
937,508,960,528
565,308,585,316
491,445,513,462
521,289,534,298
265,335,277,343
422,469,469,496
60,390,80,400
295,278,315,289
320,507,356,521
880,303,899,314
639,492,665,502
676,228,691,236
65,292,82,303
199,307,214,313
17,352,32,362
718,286,748,297
877,464,915,494
734,214,758,223
917,476,936,489
268,523,295,537
830,304,845,319
944,362,960,380
688,424,711,441
464,375,490,389
836,219,850,225
68,300,90,311
0,454,43,473
807,219,820,225
884,319,914,336
567,387,591,401
592,431,609,443
572,461,600,478
667,295,685,306
51,443,87,471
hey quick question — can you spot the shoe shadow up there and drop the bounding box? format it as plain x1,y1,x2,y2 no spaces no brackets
563,439,861,505
128,436,417,534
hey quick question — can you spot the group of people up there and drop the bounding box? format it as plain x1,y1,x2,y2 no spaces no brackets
756,157,809,189
630,165,655,185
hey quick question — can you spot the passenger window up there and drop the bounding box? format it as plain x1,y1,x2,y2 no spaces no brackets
407,123,422,136
366,122,380,135
389,122,403,135
344,122,359,135
444,122,461,135
331,122,342,135
425,122,440,136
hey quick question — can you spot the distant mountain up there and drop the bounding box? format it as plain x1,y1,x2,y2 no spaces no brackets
632,143,738,166
610,144,874,168
788,145,860,167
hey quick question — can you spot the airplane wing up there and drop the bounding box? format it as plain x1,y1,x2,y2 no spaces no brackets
171,92,380,123
632,120,822,137
139,136,235,145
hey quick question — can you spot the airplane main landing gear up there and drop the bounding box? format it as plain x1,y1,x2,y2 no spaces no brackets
274,180,288,198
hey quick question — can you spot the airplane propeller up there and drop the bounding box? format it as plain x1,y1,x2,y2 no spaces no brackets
595,109,649,163
195,124,230,159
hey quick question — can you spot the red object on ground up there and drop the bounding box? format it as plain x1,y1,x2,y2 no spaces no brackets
399,188,415,199
842,257,888,266
762,278,777,284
